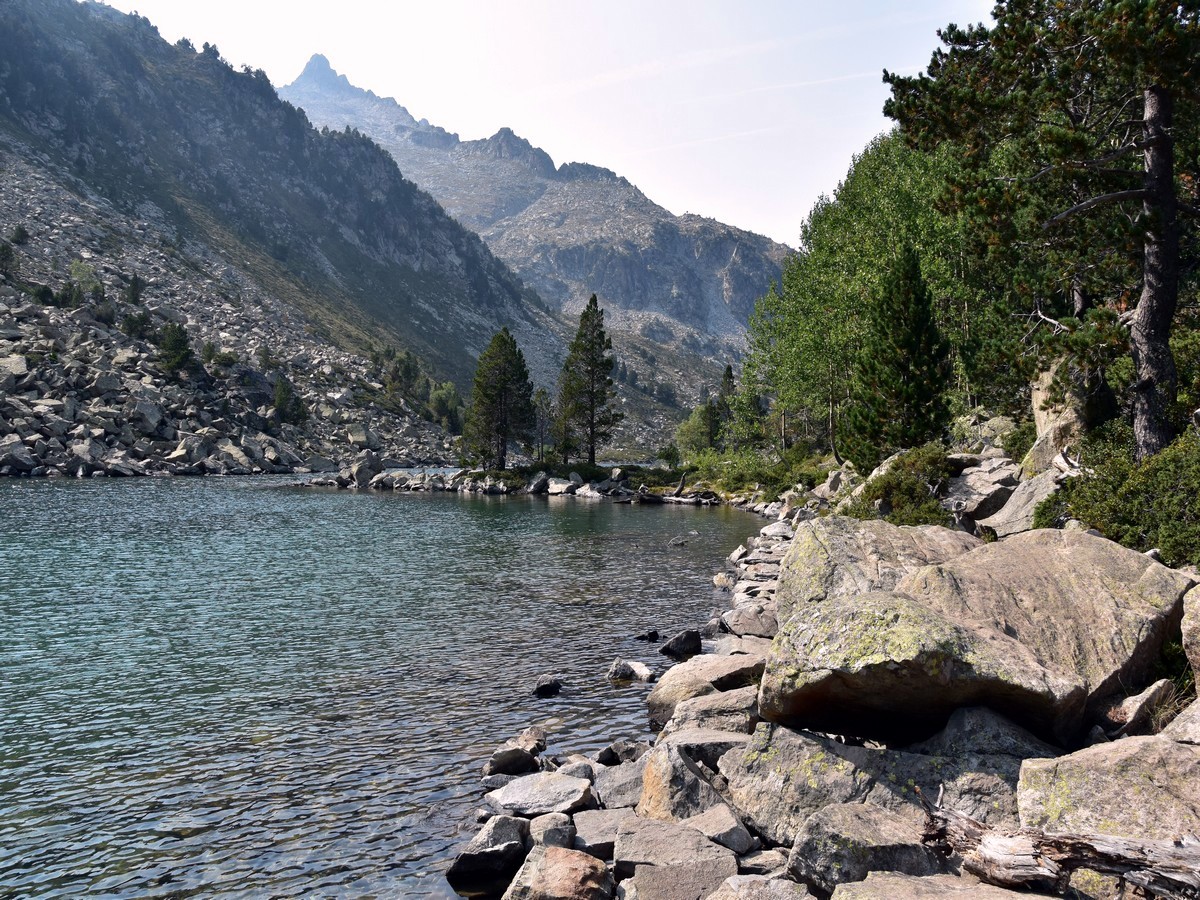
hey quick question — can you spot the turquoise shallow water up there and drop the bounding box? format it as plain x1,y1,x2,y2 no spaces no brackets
0,477,758,898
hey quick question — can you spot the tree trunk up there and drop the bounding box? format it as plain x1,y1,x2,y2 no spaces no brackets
1131,85,1180,460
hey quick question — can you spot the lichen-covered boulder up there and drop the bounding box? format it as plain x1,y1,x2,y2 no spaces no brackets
1018,735,1200,839
1183,584,1200,683
646,653,765,727
787,804,944,894
776,517,980,617
719,723,1029,847
759,591,1085,744
897,530,1195,717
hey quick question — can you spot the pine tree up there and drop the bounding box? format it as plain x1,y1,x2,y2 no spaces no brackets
532,387,553,465
557,294,623,465
463,327,534,470
842,247,950,472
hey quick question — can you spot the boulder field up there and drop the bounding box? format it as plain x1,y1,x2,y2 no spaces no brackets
447,460,1200,899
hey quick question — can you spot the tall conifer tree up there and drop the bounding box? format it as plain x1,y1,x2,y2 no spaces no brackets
842,247,950,472
557,294,622,465
462,327,534,470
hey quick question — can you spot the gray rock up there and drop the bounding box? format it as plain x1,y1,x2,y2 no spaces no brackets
737,849,790,876
529,813,575,849
708,875,812,899
1184,584,1200,684
533,674,563,697
787,804,944,894
720,603,779,638
501,846,614,900
487,772,597,818
607,659,655,683
1096,678,1176,736
613,816,738,887
776,517,980,618
830,873,1044,898
646,653,765,727
593,754,648,810
660,628,702,660
573,807,636,860
941,458,1018,520
681,803,756,855
484,743,541,778
1018,735,1200,840
596,739,649,766
636,741,726,822
660,685,759,737
975,469,1059,538
1162,698,1200,744
445,814,531,892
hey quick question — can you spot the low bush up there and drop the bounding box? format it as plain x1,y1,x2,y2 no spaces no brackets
684,446,829,499
1037,424,1200,568
842,442,953,527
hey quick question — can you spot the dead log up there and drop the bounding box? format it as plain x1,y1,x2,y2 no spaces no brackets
915,786,1200,899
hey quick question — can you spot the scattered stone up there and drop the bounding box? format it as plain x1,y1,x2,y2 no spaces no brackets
595,739,649,766
634,629,660,642
593,754,649,810
573,807,636,860
646,653,765,727
682,803,757,855
659,628,702,660
485,743,542,778
486,772,597,818
607,659,655,683
708,875,812,899
529,813,576,849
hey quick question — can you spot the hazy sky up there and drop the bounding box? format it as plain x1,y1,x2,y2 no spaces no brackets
100,1,992,247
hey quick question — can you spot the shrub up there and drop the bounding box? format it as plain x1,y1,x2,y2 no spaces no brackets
1002,420,1036,463
273,375,308,426
92,301,116,326
9,224,29,245
0,241,16,277
842,442,954,527
157,322,193,374
122,311,155,340
1043,425,1200,568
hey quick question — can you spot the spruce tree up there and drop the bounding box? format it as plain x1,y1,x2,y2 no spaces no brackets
557,294,622,465
463,327,534,470
842,247,950,472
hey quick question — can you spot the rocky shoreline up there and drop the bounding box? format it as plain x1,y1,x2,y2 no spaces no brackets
444,448,1200,900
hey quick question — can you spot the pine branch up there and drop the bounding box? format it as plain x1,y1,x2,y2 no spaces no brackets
1043,189,1149,228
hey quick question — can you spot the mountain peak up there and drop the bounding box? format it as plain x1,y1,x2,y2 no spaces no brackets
292,53,365,99
470,127,557,178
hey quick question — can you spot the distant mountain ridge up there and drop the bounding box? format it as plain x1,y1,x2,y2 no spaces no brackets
280,55,791,347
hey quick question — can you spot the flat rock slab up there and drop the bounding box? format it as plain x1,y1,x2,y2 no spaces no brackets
760,590,1084,745
787,803,944,894
976,470,1058,538
721,603,779,638
1018,735,1200,840
830,873,1055,898
720,723,1029,847
501,846,614,900
647,653,765,727
681,803,756,855
593,754,648,810
1162,699,1200,744
708,875,812,899
1184,584,1200,683
573,807,636,861
776,517,980,617
660,685,759,737
487,772,596,817
613,815,737,881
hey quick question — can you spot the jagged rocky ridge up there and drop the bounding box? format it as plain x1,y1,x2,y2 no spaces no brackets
0,146,454,477
279,55,790,357
0,0,567,395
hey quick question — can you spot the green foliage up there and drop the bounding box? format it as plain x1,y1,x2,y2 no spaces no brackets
9,224,29,245
462,327,534,470
157,322,193,374
55,281,84,309
842,443,954,528
123,272,145,304
428,380,463,434
273,375,308,426
841,247,951,473
0,241,16,277
91,300,116,326
557,294,622,465
201,340,217,364
532,387,554,464
656,443,681,469
1043,426,1200,568
68,259,100,293
676,400,721,453
686,446,829,500
121,310,154,340
1002,420,1037,465
256,343,278,371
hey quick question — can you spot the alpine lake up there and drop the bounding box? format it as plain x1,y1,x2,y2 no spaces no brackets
0,475,759,898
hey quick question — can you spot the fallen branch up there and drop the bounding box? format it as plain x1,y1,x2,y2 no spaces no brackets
915,786,1200,899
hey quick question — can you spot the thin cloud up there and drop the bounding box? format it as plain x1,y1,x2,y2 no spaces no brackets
625,126,785,158
689,70,882,105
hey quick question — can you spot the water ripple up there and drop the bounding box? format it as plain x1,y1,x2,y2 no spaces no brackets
0,477,757,898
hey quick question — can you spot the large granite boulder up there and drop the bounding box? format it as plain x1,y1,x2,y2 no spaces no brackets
787,803,945,894
501,846,614,900
573,808,636,860
593,754,649,810
446,815,531,893
759,590,1085,744
613,816,738,898
708,875,812,899
975,470,1059,538
635,730,751,824
487,773,597,817
941,457,1018,520
1018,736,1200,839
897,530,1195,718
776,518,980,617
1162,699,1200,744
646,653,765,727
660,685,760,737
1183,584,1200,683
720,721,1034,847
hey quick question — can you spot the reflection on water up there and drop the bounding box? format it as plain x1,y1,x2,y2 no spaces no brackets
0,477,757,898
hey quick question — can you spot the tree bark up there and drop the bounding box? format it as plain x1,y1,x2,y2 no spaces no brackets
920,791,1200,898
1131,85,1180,460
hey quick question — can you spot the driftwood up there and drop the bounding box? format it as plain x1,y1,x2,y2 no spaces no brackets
915,787,1200,899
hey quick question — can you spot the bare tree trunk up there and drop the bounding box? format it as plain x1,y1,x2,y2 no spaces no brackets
1131,86,1180,460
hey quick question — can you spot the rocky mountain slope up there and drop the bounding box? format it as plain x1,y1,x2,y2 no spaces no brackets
0,0,566,393
279,55,791,353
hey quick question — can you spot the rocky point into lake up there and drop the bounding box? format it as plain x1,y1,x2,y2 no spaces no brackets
447,438,1200,900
